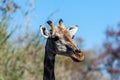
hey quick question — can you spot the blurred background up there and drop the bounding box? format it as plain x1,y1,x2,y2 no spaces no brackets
0,0,120,80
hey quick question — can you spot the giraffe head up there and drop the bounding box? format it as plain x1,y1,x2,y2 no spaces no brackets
40,19,84,62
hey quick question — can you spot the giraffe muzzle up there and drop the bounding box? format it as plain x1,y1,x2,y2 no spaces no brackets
70,50,85,62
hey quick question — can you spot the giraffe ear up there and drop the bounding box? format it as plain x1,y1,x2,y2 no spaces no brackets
67,25,78,38
40,25,50,38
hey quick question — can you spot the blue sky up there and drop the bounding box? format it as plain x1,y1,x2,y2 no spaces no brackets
11,0,120,49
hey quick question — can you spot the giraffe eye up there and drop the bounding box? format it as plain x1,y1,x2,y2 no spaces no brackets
52,36,59,41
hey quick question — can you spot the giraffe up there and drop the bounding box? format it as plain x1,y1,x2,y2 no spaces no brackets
40,19,84,80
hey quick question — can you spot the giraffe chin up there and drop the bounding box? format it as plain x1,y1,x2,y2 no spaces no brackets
70,52,85,62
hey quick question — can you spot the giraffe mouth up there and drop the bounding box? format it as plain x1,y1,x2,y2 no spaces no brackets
70,52,85,62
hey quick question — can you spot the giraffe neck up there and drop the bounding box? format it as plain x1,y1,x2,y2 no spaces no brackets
43,50,56,80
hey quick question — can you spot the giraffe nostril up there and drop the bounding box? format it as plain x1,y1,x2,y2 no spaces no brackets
75,49,81,53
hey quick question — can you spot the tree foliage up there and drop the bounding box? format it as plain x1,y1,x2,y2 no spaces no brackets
93,23,120,80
